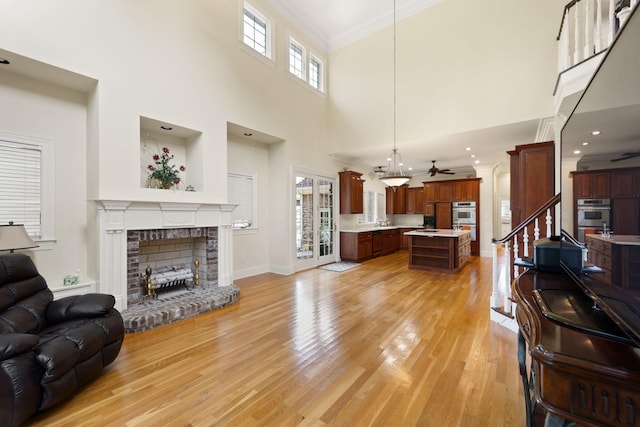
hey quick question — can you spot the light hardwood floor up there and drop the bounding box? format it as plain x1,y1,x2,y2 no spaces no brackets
29,251,525,426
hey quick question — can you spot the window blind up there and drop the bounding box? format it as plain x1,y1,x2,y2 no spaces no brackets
0,140,42,237
228,173,255,228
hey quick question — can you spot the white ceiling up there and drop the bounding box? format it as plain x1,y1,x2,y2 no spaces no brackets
267,0,443,52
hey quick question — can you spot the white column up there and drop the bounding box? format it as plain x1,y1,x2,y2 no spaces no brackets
96,201,131,311
217,224,234,286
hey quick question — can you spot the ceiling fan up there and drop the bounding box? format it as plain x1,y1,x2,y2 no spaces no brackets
611,151,640,162
428,160,454,176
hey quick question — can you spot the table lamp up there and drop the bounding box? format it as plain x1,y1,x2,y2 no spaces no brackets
0,222,39,253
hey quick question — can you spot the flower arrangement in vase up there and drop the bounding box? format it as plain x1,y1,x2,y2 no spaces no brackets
147,147,186,189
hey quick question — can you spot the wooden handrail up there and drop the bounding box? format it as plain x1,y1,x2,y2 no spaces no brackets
492,193,561,244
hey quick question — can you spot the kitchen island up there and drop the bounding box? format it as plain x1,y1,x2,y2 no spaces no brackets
404,229,471,273
585,234,640,289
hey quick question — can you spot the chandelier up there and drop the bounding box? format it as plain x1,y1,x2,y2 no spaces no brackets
379,0,411,188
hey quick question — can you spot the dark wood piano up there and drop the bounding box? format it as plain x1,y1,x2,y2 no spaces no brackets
514,263,640,426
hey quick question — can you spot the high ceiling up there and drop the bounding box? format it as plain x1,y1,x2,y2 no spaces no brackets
249,0,552,177
267,0,443,52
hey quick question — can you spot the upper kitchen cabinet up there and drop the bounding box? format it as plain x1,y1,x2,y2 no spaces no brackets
610,168,640,198
339,171,364,214
573,171,611,199
386,185,408,214
405,187,424,214
436,182,453,202
453,179,480,202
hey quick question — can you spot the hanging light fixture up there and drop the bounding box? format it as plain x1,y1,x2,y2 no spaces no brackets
379,0,411,188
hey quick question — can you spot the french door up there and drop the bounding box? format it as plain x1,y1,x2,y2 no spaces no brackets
295,172,336,271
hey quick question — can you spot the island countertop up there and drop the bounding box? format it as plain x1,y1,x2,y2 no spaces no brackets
404,229,471,238
586,234,640,246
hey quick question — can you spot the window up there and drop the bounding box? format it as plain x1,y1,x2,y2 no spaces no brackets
0,132,54,241
242,2,271,59
228,172,257,229
308,55,323,91
289,38,305,79
357,191,384,224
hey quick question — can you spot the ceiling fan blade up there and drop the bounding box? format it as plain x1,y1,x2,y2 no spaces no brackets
611,152,640,162
439,170,455,175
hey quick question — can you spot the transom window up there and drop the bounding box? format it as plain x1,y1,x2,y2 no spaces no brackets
242,2,271,59
309,55,323,91
289,39,305,79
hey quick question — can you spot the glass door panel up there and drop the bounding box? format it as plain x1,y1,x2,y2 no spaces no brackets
295,173,336,271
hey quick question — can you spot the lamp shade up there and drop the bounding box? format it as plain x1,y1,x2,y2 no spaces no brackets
0,223,38,252
379,175,411,187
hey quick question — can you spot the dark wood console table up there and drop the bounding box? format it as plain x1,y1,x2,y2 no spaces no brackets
513,269,640,426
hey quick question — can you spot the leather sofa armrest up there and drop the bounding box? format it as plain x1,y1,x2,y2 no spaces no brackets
46,293,116,324
0,333,39,360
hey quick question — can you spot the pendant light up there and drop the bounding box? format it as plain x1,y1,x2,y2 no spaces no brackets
379,0,411,188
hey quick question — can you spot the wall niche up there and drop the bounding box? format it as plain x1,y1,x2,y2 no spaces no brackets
139,116,203,191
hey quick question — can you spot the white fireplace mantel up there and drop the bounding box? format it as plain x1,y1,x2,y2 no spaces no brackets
93,200,236,311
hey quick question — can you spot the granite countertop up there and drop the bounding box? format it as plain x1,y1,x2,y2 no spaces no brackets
404,229,471,238
340,225,423,233
586,234,640,246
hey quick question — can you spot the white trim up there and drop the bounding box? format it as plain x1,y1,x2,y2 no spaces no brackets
0,130,55,244
239,0,276,66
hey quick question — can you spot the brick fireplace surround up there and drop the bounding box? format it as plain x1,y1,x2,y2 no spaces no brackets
94,200,240,333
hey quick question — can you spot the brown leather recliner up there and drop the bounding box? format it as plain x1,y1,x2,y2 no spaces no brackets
0,253,124,426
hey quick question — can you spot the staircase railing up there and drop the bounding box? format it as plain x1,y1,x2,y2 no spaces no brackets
556,0,637,74
491,194,561,317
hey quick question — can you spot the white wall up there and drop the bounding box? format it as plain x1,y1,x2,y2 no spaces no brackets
0,70,92,284
327,0,564,155
227,136,272,279
0,0,566,280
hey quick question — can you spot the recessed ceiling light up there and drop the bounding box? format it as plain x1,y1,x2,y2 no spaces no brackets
465,147,471,151
0,57,9,65
408,166,413,171
160,125,173,131
574,150,581,154
591,130,601,135
474,160,480,164
470,154,476,158
582,142,589,146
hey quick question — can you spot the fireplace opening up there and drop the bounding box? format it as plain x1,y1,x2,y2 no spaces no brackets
127,227,218,306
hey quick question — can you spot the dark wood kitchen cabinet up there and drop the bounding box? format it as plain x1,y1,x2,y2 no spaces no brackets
610,168,640,198
573,172,610,199
436,202,452,229
340,231,372,262
612,198,639,235
405,187,424,214
386,185,407,214
382,229,400,255
339,171,364,214
453,179,480,202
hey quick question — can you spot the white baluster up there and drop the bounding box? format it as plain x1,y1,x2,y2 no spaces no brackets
503,241,511,314
491,242,501,308
559,10,571,72
609,0,616,45
595,0,603,52
546,208,553,237
584,0,595,58
523,226,530,258
513,234,519,279
534,218,540,241
574,0,583,64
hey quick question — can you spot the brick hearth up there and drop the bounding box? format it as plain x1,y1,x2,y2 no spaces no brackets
120,284,240,333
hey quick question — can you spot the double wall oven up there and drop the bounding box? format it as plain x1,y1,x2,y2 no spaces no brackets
452,201,477,241
577,198,611,241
